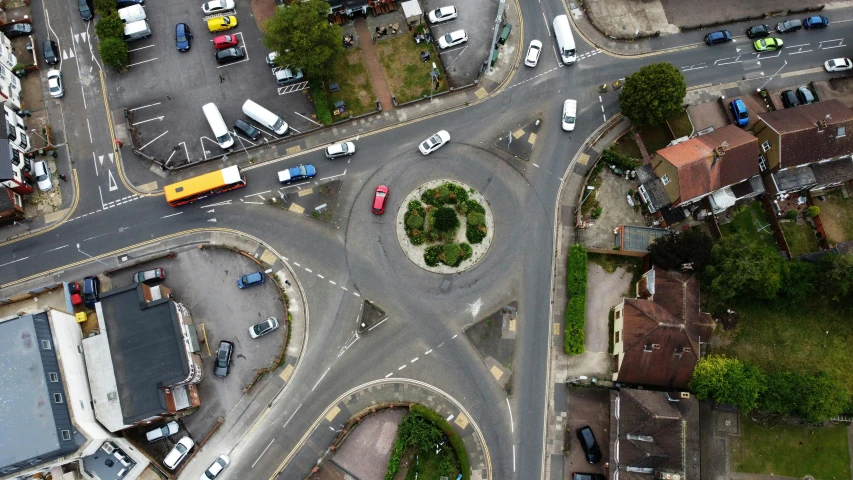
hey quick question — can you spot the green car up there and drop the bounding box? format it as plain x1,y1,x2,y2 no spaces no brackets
754,37,783,51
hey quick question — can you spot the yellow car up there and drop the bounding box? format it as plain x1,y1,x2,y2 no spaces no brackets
207,15,237,33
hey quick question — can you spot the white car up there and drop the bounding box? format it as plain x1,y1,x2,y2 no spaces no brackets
202,0,234,15
325,141,355,159
418,130,450,155
47,69,64,98
266,51,278,67
249,317,280,339
525,40,542,67
163,436,194,470
562,99,577,132
824,58,853,72
145,421,179,442
428,6,457,24
199,454,230,480
33,160,52,192
438,30,467,49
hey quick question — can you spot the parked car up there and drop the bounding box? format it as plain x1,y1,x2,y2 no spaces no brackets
47,70,64,98
729,99,749,127
704,30,731,45
116,0,143,9
754,37,783,52
776,19,803,33
576,425,602,464
438,30,467,49
43,40,59,65
372,185,388,214
745,24,770,38
213,34,238,50
145,421,179,442
265,51,279,67
213,340,233,377
202,0,234,15
428,6,457,24
249,317,280,339
215,47,244,64
163,436,194,470
175,23,192,52
562,99,577,132
208,15,237,33
796,86,815,105
200,455,230,480
572,474,605,480
781,89,799,108
824,57,852,72
4,23,33,38
804,15,829,29
78,0,93,21
325,141,355,159
234,119,261,140
134,267,165,283
525,40,542,67
33,160,52,191
237,271,265,289
82,276,100,308
275,66,304,86
419,130,450,155
278,164,316,184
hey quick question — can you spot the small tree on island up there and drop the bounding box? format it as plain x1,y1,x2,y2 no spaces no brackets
618,62,687,126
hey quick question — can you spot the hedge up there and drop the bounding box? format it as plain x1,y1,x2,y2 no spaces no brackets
565,244,587,355
411,405,470,480
310,83,333,125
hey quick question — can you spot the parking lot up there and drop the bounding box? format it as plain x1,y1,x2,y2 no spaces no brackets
566,386,611,475
111,0,318,167
114,247,287,440
422,0,498,86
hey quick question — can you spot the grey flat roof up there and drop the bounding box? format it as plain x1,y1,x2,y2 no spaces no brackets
620,225,670,252
100,284,188,424
773,166,816,192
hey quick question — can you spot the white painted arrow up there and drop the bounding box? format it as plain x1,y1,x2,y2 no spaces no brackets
133,116,165,125
108,153,114,164
208,218,217,223
99,155,105,166
207,209,215,213
108,170,118,192
736,47,741,53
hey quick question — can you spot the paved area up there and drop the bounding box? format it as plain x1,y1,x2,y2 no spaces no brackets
565,387,610,476
424,0,501,87
577,167,646,250
354,18,394,111
326,408,407,480
585,264,631,353
464,302,517,391
813,77,853,108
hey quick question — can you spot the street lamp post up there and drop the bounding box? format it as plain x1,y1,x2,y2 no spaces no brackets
757,60,788,93
574,186,595,213
485,0,506,72
76,243,110,268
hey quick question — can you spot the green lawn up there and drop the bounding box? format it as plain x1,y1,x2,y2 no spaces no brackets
667,111,694,138
610,133,643,160
814,190,853,244
730,416,850,480
719,202,776,249
327,49,376,117
637,124,674,154
780,222,820,256
403,444,460,480
375,34,447,104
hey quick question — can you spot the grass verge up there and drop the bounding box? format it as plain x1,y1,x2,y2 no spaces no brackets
667,110,693,138
814,190,853,243
780,222,820,256
327,49,376,118
609,132,643,160
719,202,776,249
565,244,587,355
410,405,469,479
375,34,447,103
637,124,674,153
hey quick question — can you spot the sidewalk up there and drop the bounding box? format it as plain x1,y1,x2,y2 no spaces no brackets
353,17,394,111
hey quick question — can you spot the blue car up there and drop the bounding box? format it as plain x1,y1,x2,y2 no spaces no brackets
804,15,829,29
277,164,316,184
176,23,192,52
729,99,749,127
704,30,732,45
237,271,265,289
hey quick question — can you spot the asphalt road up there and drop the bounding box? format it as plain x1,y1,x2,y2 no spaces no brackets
5,0,853,478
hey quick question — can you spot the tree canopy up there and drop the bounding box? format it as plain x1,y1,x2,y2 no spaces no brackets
648,227,713,271
262,0,343,81
702,233,784,303
99,37,128,70
618,62,686,126
819,253,853,301
690,355,765,413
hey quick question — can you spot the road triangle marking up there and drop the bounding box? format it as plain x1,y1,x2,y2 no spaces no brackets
208,218,217,223
108,169,118,192
108,153,114,164
99,155,105,166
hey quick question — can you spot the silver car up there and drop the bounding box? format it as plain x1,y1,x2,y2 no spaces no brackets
249,317,280,338
33,160,53,192
201,0,234,14
47,69,64,98
325,141,355,159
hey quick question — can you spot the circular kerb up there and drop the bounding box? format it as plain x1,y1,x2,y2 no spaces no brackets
395,179,495,274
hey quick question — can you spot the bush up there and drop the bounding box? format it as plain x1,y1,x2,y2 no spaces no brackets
310,83,332,125
602,148,640,169
443,243,462,266
467,212,485,226
565,244,587,355
424,245,442,266
459,243,472,260
466,224,486,244
433,206,460,233
466,199,485,214
93,0,116,14
591,207,603,219
447,183,469,204
805,205,820,218
99,38,128,70
95,12,124,40
410,405,470,480
410,231,425,245
406,213,424,230
408,200,425,212
785,210,798,220
384,410,445,480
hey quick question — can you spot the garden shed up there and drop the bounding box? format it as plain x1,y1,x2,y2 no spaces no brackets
401,0,423,25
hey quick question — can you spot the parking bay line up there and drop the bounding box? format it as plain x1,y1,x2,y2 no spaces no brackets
129,102,161,111
138,131,169,150
251,438,275,468
127,58,159,68
292,111,321,126
127,44,155,52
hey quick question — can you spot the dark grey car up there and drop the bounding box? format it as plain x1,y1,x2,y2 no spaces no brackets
78,0,93,21
234,119,261,140
43,40,59,65
213,340,233,377
781,90,799,108
4,23,33,38
796,86,815,105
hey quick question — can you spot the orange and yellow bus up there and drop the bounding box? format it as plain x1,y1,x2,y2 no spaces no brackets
164,165,247,207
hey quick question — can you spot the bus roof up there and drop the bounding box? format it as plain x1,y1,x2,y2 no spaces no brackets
164,165,242,204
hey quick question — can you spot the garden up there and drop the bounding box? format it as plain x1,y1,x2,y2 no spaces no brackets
385,405,468,480
398,180,492,272
375,26,448,104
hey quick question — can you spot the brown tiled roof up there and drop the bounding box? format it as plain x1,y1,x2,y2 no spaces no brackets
656,125,760,204
617,267,715,389
757,99,853,169
811,157,853,185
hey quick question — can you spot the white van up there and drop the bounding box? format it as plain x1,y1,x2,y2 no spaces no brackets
552,15,576,65
123,20,151,42
118,5,146,23
202,103,234,149
242,100,288,135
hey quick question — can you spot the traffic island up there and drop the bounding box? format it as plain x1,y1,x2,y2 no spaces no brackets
269,179,342,223
356,299,388,334
493,118,541,160
463,302,517,393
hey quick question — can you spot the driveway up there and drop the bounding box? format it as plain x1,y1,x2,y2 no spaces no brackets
566,387,611,476
423,0,498,87
111,247,287,439
585,263,633,353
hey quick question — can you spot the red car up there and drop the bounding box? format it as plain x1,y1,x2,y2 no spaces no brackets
213,35,239,50
372,185,388,214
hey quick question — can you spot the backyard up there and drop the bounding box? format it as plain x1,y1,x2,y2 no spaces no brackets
813,190,853,244
327,49,377,117
376,33,448,104
719,202,776,249
780,221,821,256
666,110,694,138
609,124,674,161
730,416,851,479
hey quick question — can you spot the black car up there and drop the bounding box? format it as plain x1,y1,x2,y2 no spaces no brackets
776,19,803,34
572,474,606,480
704,30,732,45
78,0,93,21
781,90,799,108
4,23,33,38
214,340,234,377
746,24,770,38
215,47,245,65
234,119,261,140
796,86,815,105
43,40,59,65
576,426,602,464
82,276,100,308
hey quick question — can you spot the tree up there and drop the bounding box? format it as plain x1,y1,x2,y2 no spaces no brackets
819,253,853,301
780,260,818,304
618,62,687,126
95,12,124,40
690,355,765,413
99,38,128,70
761,371,848,422
702,233,784,303
648,227,713,271
432,207,460,233
93,0,116,15
262,0,343,81
805,205,820,218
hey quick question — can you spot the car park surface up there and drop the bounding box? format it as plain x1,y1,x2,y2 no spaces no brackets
207,15,237,33
215,47,245,64
248,317,279,338
237,271,265,288
797,86,815,105
202,0,234,15
781,89,799,108
176,23,193,51
213,34,238,50
234,119,261,140
164,436,194,470
213,340,233,377
146,421,179,442
423,0,497,86
428,5,457,24
438,29,467,49
729,99,749,127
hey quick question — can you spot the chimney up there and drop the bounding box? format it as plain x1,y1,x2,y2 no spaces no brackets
817,119,827,131
712,142,727,164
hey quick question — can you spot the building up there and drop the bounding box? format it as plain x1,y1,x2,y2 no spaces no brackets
0,34,21,109
0,310,148,480
83,282,202,432
2,106,30,154
612,267,714,389
0,185,24,225
609,389,701,480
